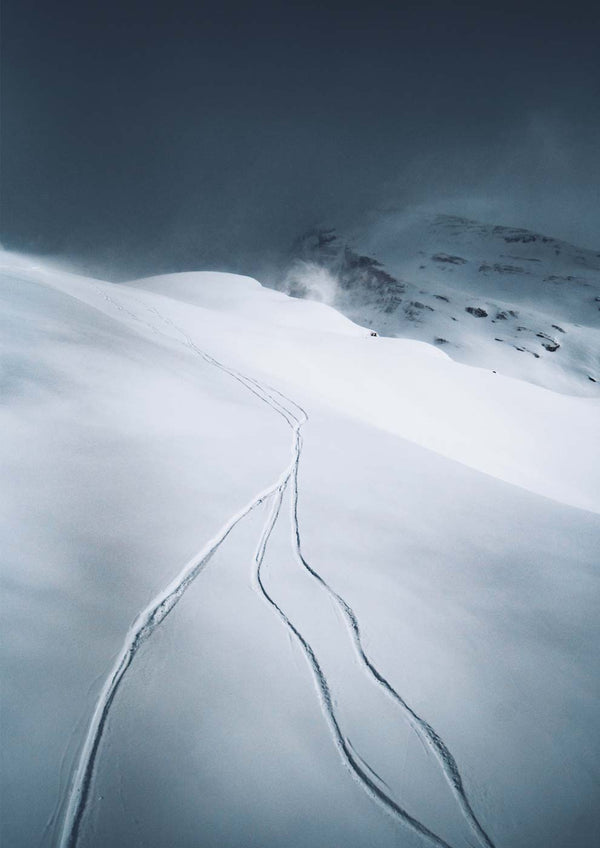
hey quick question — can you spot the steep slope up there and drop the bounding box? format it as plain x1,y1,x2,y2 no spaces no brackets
281,215,600,395
1,252,599,848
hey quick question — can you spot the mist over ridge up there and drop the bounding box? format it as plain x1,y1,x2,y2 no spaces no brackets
2,1,599,279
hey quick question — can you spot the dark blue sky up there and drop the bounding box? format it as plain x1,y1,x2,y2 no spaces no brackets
2,0,599,276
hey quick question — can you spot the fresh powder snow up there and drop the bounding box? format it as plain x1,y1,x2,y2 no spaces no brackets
1,250,599,848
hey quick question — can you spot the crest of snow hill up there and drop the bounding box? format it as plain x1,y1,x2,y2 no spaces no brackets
280,215,600,395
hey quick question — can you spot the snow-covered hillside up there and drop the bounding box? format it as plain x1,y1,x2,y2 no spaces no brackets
1,251,599,848
282,214,600,396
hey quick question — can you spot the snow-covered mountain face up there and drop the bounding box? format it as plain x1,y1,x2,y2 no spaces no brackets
281,215,600,396
1,252,599,848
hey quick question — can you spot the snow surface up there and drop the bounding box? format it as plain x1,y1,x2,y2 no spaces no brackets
1,250,599,848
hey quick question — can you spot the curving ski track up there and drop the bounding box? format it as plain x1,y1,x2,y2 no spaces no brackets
253,480,456,848
57,286,496,848
289,440,497,848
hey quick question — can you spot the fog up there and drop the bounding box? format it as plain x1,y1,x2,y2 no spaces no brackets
2,1,599,280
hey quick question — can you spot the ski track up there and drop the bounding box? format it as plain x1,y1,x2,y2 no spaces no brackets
289,444,497,848
56,281,496,848
253,483,454,848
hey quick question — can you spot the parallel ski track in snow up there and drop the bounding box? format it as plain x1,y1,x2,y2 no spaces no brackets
289,440,497,848
57,281,495,848
252,445,455,848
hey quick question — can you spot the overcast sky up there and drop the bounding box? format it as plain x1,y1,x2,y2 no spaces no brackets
2,0,599,277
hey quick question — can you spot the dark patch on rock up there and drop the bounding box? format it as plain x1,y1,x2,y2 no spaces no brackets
536,332,558,346
551,324,565,333
291,229,405,309
503,233,537,244
465,306,488,318
410,301,434,311
479,262,527,274
434,338,449,345
494,338,504,342
546,275,576,283
432,253,467,265
434,294,450,302
589,376,597,382
542,342,560,352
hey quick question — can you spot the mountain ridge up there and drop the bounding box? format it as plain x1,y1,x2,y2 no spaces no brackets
279,214,599,396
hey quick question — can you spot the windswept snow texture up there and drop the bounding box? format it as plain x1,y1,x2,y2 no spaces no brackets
283,214,600,396
1,250,599,848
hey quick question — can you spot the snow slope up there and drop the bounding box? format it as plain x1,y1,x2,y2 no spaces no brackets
1,251,599,848
282,214,600,396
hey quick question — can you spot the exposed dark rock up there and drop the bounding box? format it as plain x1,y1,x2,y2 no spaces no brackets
290,230,405,309
503,233,537,244
479,263,527,274
434,294,450,302
432,253,467,265
383,298,401,313
465,306,488,318
410,301,434,311
542,342,560,352
434,337,449,345
589,376,597,382
551,324,566,333
404,304,423,321
536,332,558,346
546,275,576,283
